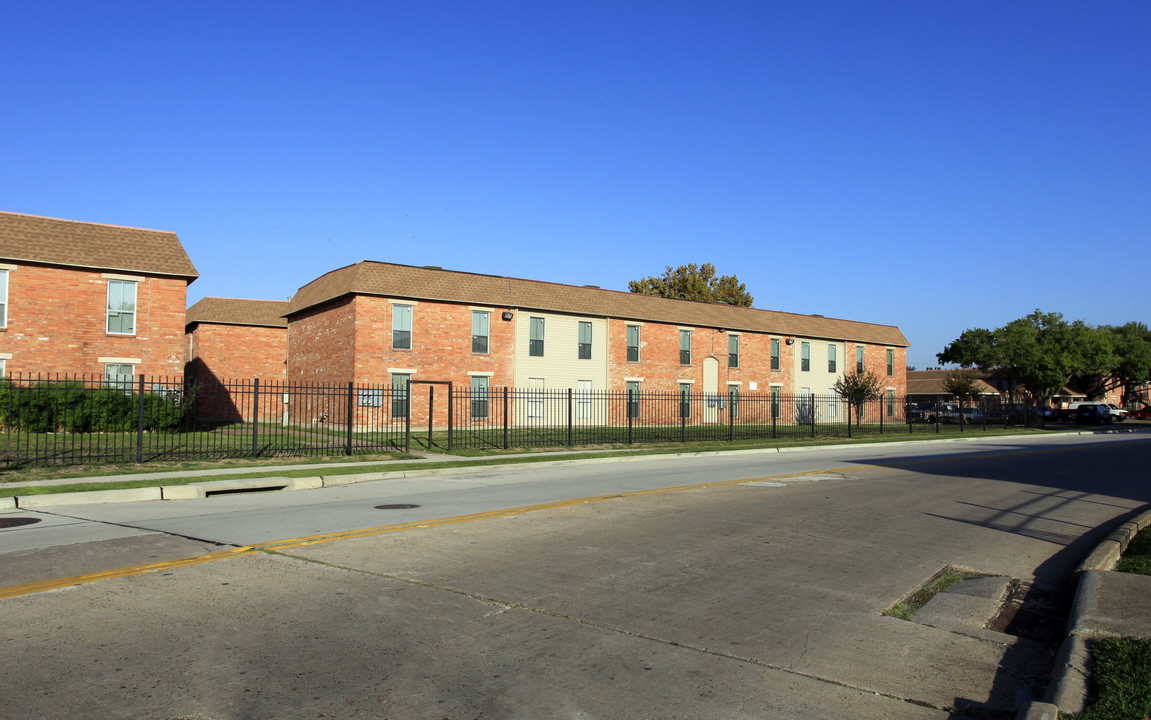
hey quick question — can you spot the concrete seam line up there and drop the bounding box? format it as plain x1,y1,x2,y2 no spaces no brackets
263,550,959,715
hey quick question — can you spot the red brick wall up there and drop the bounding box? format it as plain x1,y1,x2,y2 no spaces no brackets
185,323,286,381
0,262,188,379
607,318,794,395
286,298,357,383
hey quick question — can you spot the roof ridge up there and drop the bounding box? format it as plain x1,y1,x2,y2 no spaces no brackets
0,210,174,235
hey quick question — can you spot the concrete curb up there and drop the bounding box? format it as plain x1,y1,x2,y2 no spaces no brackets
0,431,1123,508
17,486,163,508
1018,506,1151,719
0,497,16,510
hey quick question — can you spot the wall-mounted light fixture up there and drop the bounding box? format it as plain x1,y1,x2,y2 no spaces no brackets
786,337,795,345
501,311,514,321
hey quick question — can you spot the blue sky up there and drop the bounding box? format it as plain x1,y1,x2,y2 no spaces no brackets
3,1,1148,369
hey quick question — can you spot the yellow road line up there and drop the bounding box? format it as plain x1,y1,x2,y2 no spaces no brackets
3,441,1115,599
1,467,858,599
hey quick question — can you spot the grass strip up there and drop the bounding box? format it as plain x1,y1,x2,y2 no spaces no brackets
1068,637,1151,720
885,566,978,621
0,425,1069,497
1117,527,1151,576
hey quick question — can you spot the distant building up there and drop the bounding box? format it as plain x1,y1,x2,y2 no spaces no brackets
185,297,288,382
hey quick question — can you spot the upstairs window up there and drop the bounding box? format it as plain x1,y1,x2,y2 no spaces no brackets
578,321,592,359
471,311,489,354
800,342,810,372
0,269,7,328
887,348,895,377
107,280,137,335
728,335,740,368
529,317,545,357
679,330,692,365
770,338,780,371
392,304,412,350
856,346,865,374
626,325,640,362
828,345,837,373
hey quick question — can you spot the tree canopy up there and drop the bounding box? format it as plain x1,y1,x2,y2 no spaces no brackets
942,369,984,401
937,310,1151,404
627,263,753,306
833,370,884,426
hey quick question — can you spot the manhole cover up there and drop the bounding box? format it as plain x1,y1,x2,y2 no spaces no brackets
375,504,420,510
0,517,42,529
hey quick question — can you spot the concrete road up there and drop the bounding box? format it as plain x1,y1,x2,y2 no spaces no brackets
1,433,1149,719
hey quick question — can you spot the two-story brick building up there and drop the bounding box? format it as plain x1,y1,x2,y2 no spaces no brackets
281,261,909,424
185,297,288,382
0,211,198,381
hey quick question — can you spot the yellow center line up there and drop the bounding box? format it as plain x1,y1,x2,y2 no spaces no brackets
2,440,1116,599
1,467,862,599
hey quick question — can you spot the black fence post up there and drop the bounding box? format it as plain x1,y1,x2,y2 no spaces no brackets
404,380,411,454
447,382,454,452
879,397,884,435
503,387,509,450
627,389,634,444
251,378,260,457
346,381,354,456
567,388,573,446
728,390,734,442
810,395,816,438
428,385,435,451
136,374,145,463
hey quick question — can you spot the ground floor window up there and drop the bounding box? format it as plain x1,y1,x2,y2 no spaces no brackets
471,376,489,419
391,374,410,418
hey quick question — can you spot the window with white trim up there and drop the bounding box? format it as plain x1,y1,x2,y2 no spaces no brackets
679,382,692,418
770,338,780,371
728,334,740,368
105,362,136,390
626,325,640,362
856,346,865,374
828,345,837,373
107,280,137,335
392,304,412,350
800,342,810,372
626,380,640,419
391,373,410,418
887,348,895,377
471,311,489,354
471,376,489,419
529,317,545,357
0,269,8,329
578,321,592,360
679,330,692,365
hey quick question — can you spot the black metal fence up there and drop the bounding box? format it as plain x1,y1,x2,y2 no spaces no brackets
0,375,1054,468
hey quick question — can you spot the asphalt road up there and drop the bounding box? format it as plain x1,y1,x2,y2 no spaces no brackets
1,433,1149,719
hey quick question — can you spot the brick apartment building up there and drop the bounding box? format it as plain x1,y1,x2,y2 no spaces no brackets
185,297,288,382
280,261,909,424
0,211,198,381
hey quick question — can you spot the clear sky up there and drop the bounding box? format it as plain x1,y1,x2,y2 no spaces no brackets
3,2,1148,369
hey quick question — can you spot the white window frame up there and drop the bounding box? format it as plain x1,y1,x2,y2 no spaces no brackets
529,317,545,357
626,325,641,362
471,375,490,419
0,268,9,329
392,304,413,350
106,279,137,335
104,361,137,390
578,321,592,360
471,311,490,354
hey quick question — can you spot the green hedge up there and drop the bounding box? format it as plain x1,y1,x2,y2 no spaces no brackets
0,380,193,433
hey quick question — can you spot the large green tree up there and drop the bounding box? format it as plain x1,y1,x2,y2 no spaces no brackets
628,263,753,306
937,310,1091,404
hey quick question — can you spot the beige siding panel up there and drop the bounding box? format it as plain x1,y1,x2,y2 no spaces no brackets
514,311,609,391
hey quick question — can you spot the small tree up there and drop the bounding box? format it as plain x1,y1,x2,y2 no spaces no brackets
942,369,983,403
834,370,884,427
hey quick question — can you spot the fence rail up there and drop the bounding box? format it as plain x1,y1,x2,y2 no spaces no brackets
0,374,1049,468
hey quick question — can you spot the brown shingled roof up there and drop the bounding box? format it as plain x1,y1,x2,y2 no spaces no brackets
186,297,289,328
0,211,198,280
906,370,999,396
287,261,909,347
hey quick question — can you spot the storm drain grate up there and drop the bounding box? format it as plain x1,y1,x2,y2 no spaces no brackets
989,580,1073,645
375,504,421,510
0,517,42,529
